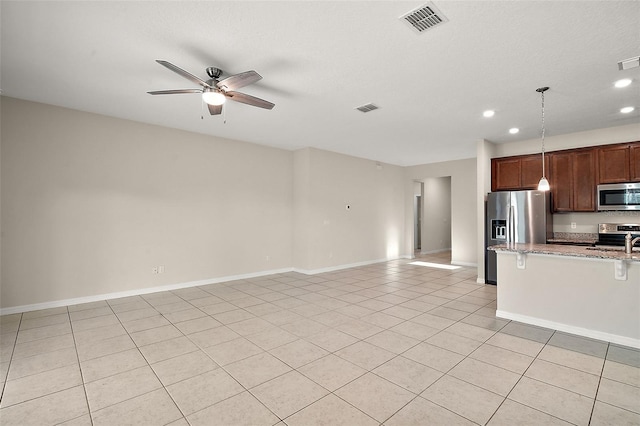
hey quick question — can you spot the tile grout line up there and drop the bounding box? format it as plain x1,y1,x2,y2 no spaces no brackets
483,356,531,425
158,289,284,424
93,298,185,423
587,342,610,425
487,328,589,425
68,306,95,426
0,313,23,407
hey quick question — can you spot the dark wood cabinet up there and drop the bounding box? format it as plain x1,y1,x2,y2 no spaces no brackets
491,154,547,191
573,150,597,211
550,152,573,212
491,141,639,212
521,154,547,188
599,144,631,183
550,149,596,212
491,158,520,191
632,144,640,182
598,142,640,183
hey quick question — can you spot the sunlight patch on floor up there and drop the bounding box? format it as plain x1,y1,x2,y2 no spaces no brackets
409,261,461,270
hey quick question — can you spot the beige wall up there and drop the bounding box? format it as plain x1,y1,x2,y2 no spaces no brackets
404,158,477,267
492,123,640,158
293,148,406,272
5,96,634,310
1,98,408,310
1,97,293,309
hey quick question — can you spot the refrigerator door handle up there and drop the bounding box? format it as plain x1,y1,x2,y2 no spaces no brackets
508,205,514,244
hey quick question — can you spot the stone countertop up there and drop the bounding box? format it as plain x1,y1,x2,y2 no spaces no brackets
547,238,598,245
489,243,640,262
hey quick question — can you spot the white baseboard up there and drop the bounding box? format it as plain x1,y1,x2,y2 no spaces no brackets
2,253,471,315
451,260,478,267
476,277,486,284
420,248,452,255
293,256,401,275
496,310,640,349
0,267,293,316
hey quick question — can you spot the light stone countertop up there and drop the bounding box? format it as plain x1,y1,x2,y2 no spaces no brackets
489,243,640,262
546,238,598,245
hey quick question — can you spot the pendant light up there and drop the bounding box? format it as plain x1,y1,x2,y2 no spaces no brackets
536,86,550,191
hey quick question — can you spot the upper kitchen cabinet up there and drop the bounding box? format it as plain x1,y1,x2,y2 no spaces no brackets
550,152,572,212
598,142,640,183
632,144,640,181
521,155,548,188
491,154,547,191
550,148,597,212
573,149,598,211
491,141,638,211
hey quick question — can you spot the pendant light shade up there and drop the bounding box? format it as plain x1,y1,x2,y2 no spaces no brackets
536,87,550,191
537,176,550,191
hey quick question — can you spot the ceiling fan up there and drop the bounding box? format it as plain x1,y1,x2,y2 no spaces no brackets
148,60,275,115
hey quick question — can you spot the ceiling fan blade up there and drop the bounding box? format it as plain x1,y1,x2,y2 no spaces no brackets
155,60,212,88
226,91,275,110
217,71,262,91
147,89,202,95
208,104,223,115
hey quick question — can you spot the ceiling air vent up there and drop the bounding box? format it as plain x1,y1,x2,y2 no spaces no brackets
356,103,379,113
618,56,640,71
400,2,449,33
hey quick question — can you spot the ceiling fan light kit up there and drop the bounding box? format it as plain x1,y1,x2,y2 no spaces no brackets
148,60,274,116
202,89,226,106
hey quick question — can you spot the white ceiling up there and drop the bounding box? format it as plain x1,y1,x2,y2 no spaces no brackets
2,1,639,166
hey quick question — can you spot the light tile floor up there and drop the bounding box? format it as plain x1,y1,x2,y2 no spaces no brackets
1,252,639,425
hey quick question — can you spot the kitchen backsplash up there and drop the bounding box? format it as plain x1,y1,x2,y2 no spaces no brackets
552,232,598,241
552,211,640,233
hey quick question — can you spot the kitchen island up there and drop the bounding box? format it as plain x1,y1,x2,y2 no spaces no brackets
490,243,640,348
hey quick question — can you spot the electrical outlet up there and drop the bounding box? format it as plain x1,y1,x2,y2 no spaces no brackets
571,222,577,229
158,265,165,274
152,266,159,274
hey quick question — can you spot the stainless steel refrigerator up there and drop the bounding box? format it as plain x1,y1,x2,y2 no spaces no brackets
485,190,553,284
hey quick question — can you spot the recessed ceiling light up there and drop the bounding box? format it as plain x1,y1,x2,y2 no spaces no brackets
615,79,632,88
509,128,519,134
483,110,495,118
621,106,635,114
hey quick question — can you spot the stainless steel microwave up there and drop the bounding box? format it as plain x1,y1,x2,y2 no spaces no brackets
597,183,640,211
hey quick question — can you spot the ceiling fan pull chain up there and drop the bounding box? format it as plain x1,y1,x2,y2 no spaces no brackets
201,98,204,120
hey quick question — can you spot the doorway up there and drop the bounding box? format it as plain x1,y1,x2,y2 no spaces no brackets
418,177,452,254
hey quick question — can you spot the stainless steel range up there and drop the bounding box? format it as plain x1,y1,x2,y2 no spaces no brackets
597,223,640,246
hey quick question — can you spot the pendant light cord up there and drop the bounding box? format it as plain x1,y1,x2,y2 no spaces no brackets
541,89,546,178
536,87,549,180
